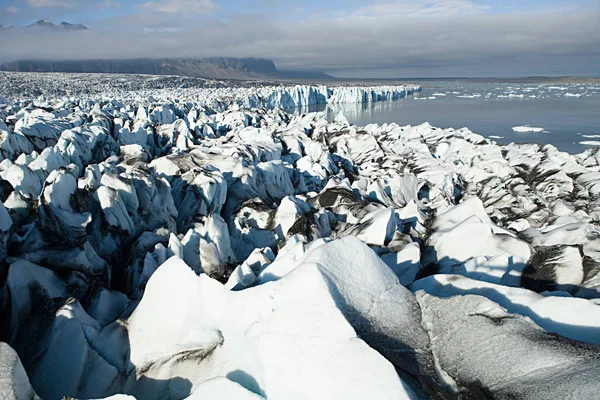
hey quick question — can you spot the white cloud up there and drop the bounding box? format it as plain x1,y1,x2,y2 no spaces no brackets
98,0,121,10
0,1,597,77
6,6,18,13
345,0,491,19
25,0,77,8
143,27,182,33
141,0,217,14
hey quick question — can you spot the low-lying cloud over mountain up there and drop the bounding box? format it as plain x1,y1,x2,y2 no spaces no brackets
0,57,334,80
0,0,598,77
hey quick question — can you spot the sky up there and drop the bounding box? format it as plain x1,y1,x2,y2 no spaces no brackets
0,0,598,78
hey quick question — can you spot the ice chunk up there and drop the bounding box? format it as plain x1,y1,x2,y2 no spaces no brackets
512,126,545,133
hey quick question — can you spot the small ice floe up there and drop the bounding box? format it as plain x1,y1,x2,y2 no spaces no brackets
512,126,545,133
565,93,583,97
580,141,600,146
489,135,504,139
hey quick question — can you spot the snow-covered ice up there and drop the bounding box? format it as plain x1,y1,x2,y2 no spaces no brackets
1,73,600,400
512,126,545,132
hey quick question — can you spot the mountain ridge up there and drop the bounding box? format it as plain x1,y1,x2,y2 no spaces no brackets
0,20,334,81
0,57,335,81
0,20,89,31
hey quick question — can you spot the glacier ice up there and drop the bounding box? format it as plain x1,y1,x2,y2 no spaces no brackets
0,73,599,399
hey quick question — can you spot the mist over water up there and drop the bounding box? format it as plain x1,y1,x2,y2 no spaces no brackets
292,81,600,154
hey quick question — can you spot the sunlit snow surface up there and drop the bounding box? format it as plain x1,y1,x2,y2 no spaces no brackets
1,73,600,400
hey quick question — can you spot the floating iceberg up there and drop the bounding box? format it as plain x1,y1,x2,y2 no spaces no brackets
581,141,600,146
512,126,545,133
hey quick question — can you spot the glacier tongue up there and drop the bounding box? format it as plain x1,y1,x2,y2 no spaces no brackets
0,72,421,111
1,73,600,400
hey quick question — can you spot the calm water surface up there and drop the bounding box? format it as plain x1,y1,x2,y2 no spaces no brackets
292,81,600,154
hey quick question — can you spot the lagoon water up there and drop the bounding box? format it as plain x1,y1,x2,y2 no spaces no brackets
294,81,600,154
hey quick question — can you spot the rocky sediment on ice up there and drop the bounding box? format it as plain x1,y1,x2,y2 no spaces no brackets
0,83,600,399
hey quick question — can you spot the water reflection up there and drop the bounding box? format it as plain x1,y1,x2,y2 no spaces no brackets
284,83,600,155
286,98,414,122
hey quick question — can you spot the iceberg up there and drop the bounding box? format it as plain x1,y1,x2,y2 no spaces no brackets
512,126,545,133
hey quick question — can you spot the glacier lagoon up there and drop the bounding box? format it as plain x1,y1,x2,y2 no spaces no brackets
292,81,600,154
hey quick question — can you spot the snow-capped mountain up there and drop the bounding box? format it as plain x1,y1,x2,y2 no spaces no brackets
26,20,88,31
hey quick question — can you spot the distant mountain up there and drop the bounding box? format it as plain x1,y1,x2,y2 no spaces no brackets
58,21,88,31
0,21,334,81
0,57,336,82
25,20,88,31
0,58,276,80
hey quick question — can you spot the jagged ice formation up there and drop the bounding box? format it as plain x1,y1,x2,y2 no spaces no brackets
0,76,600,400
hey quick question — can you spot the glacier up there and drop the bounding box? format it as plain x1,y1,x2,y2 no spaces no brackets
0,73,600,400
0,72,421,111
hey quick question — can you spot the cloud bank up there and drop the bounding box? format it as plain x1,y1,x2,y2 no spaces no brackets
0,0,598,77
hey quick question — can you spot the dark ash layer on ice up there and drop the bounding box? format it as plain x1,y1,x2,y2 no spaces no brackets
0,87,600,400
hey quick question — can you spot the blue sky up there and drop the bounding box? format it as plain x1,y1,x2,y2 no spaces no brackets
0,0,596,24
0,0,598,77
